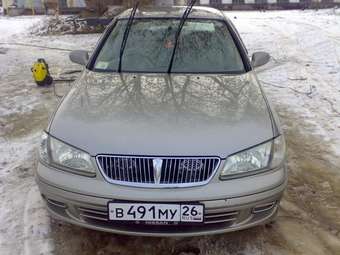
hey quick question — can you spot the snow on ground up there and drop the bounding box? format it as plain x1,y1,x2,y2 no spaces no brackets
0,16,53,255
0,9,340,255
227,9,340,156
0,133,54,255
0,15,43,39
0,16,98,255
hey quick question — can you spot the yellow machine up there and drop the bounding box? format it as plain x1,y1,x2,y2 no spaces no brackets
31,59,53,86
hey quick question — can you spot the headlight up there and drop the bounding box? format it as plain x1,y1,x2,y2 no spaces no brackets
220,136,286,179
38,132,95,176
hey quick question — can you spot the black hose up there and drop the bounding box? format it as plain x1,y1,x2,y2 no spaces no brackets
0,42,74,52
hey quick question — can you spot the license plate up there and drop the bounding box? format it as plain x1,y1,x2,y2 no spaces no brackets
108,202,204,223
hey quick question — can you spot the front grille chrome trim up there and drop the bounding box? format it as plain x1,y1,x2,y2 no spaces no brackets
96,155,221,188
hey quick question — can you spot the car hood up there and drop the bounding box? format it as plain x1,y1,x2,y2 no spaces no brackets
49,71,274,158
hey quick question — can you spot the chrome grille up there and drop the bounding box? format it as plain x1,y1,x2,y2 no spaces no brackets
96,156,221,187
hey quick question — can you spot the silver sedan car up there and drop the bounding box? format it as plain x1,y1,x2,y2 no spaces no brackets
36,5,287,236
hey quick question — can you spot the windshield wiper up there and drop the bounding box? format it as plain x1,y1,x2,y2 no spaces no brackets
118,2,139,73
167,0,196,74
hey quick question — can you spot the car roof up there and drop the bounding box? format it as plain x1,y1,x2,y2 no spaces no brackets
117,6,227,21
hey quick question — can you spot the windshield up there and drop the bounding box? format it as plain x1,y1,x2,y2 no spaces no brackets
92,18,245,73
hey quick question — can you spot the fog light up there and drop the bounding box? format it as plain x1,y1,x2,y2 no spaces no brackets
252,201,276,214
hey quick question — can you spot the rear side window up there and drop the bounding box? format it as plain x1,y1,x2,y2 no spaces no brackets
93,18,245,73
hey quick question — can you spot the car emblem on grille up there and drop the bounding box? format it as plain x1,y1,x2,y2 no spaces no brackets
153,158,163,184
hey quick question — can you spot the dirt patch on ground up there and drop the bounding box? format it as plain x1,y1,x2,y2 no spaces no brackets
275,108,340,255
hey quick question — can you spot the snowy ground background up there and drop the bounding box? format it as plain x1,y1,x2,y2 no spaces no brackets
1,9,340,255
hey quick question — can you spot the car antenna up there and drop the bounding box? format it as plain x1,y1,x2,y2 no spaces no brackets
118,1,139,73
167,0,197,74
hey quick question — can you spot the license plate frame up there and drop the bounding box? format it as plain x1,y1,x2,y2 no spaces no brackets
107,201,205,224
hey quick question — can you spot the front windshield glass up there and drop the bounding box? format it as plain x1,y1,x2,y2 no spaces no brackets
93,18,245,73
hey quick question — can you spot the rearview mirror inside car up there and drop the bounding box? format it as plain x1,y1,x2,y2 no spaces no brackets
251,52,270,68
69,50,89,66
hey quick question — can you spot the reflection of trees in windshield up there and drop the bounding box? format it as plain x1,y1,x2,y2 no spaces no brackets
65,71,267,126
93,19,245,73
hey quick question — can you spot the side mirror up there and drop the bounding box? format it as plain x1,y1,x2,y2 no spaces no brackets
251,52,270,68
69,50,89,66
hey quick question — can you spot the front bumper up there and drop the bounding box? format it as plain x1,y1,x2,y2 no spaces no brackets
36,162,287,237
